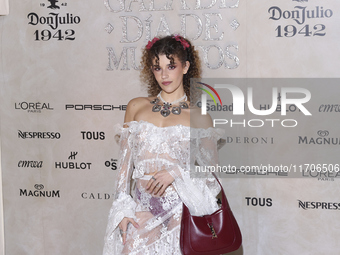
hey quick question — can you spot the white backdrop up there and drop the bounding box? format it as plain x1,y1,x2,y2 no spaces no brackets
1,0,340,254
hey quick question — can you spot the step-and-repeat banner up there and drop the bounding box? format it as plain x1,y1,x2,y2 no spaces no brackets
1,0,339,254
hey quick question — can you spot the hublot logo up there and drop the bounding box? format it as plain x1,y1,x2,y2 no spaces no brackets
55,152,92,170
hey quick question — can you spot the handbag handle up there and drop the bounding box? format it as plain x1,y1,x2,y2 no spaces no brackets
210,172,230,210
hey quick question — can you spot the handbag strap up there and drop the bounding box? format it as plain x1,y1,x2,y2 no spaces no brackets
210,172,229,209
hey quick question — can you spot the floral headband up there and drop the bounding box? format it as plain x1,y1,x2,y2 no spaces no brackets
173,34,190,49
145,35,190,50
146,37,159,50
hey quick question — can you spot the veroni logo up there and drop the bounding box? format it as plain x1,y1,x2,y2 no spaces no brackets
225,136,274,144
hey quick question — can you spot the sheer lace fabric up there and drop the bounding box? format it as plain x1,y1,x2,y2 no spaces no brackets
103,120,224,255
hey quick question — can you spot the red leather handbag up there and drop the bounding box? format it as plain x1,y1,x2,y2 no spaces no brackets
180,173,242,255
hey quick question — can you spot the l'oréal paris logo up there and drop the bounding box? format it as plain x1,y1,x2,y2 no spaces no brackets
15,102,53,113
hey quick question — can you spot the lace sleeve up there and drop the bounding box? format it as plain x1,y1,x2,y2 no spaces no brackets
169,128,225,216
103,125,136,254
195,128,225,167
195,127,225,196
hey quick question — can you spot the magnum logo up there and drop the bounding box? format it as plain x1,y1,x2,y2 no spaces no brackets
20,184,60,198
298,130,339,145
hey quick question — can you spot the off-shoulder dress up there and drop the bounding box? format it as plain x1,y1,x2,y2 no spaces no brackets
103,120,224,255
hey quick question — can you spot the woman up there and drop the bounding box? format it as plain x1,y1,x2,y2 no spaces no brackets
103,35,224,255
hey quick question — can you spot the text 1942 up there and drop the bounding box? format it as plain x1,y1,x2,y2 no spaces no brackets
275,24,326,37
34,29,75,41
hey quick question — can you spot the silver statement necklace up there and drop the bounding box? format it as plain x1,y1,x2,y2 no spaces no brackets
150,91,189,117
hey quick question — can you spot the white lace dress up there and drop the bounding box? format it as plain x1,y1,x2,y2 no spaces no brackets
103,120,224,255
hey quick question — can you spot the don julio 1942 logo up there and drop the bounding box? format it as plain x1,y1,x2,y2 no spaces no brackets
27,0,81,41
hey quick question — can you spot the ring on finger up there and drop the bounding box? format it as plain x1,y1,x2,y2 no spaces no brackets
151,176,156,181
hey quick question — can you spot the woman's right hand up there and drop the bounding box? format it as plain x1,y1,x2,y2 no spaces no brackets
118,217,139,244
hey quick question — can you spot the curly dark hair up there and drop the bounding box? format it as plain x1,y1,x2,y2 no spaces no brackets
140,35,202,99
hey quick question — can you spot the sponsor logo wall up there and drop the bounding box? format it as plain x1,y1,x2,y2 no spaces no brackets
1,0,340,254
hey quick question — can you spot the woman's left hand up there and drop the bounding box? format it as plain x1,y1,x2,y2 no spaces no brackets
146,170,175,196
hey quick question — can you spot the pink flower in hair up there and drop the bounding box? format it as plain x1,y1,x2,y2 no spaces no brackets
173,35,190,49
146,37,159,50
